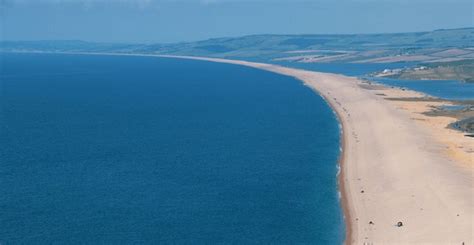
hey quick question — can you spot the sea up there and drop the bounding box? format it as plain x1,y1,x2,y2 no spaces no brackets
0,53,344,244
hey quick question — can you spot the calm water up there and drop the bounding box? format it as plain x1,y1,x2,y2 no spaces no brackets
440,105,468,111
0,53,343,244
273,60,474,100
368,77,474,100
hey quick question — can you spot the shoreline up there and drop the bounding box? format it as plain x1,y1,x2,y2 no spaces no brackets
155,55,472,244
156,54,354,242
13,52,473,243
299,74,353,244
333,95,352,244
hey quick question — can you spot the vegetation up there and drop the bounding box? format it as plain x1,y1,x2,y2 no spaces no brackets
385,59,474,83
450,117,474,134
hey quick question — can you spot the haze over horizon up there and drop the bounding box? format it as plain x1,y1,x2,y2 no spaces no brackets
1,0,473,43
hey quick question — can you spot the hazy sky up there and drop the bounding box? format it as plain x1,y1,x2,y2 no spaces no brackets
1,0,473,43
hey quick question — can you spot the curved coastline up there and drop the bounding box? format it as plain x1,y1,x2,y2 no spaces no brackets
154,54,353,241
153,55,360,243
301,77,353,244
153,55,357,243
153,55,472,244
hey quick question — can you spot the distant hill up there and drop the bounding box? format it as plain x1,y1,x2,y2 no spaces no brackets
2,28,474,64
152,28,474,57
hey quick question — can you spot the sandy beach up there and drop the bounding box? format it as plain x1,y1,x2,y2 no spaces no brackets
158,55,473,244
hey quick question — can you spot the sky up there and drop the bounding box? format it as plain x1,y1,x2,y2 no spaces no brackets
1,0,473,43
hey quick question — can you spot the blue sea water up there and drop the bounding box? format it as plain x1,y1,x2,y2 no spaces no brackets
439,105,468,111
0,53,344,244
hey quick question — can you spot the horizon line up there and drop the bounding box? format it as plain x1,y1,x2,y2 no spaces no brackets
2,26,473,45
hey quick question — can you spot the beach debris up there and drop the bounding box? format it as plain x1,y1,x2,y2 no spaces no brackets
361,190,365,193
396,221,403,227
369,221,374,225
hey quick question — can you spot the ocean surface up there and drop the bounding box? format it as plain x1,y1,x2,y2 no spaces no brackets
0,53,344,244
